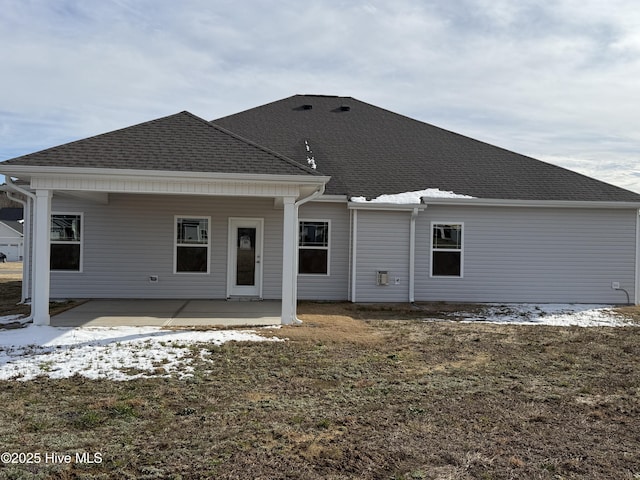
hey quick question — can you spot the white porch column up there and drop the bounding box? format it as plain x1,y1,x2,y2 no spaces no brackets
281,196,298,324
33,189,52,325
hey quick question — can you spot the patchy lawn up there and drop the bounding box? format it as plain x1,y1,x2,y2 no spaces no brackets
1,279,639,479
0,263,80,322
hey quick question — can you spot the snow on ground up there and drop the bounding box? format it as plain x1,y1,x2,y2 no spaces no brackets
457,304,635,327
0,325,283,382
0,304,635,382
0,314,25,326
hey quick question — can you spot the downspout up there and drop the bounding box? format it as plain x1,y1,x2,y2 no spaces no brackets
351,209,358,303
636,209,640,306
348,209,353,301
5,191,31,302
409,207,420,303
289,184,326,323
3,177,37,323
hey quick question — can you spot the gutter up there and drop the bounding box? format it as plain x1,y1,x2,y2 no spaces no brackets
420,197,640,210
0,165,332,187
1,178,36,324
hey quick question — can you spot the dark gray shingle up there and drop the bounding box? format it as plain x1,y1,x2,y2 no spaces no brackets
214,95,640,202
1,111,318,177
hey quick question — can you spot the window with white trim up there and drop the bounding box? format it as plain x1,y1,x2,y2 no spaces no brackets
431,223,463,277
51,214,82,271
298,220,329,275
175,217,210,273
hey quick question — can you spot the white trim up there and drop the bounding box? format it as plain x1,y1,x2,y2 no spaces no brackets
0,165,331,185
421,198,640,209
173,216,211,275
312,195,349,203
50,212,84,273
348,202,428,211
298,219,331,276
430,221,464,278
226,217,264,298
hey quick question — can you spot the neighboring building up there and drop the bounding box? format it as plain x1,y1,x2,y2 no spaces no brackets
1,94,639,325
0,220,23,261
0,208,24,261
0,207,24,222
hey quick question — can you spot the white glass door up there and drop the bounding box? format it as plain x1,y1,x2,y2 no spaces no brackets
227,218,263,297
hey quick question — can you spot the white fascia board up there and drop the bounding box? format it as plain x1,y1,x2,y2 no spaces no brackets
348,202,428,211
311,195,349,203
0,165,330,187
421,197,640,209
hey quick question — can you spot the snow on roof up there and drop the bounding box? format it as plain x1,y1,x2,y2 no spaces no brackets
350,188,475,204
304,140,317,170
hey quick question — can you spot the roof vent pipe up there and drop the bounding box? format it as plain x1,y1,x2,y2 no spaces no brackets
302,104,313,110
340,105,351,111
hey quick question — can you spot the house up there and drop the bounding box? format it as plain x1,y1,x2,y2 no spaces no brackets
0,207,24,262
1,94,639,326
0,219,24,262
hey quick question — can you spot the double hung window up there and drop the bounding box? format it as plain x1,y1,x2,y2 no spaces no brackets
51,214,82,271
298,220,329,275
175,217,210,273
431,223,463,277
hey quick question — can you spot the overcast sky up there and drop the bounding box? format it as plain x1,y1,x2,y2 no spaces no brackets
1,0,638,193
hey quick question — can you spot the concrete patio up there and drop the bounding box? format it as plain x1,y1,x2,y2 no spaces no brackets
51,299,282,327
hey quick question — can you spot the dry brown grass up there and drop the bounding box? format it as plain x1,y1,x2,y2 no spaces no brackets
0,268,30,317
1,279,639,479
0,265,80,320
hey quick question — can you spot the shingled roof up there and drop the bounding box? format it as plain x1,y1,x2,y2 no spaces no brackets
214,94,640,202
1,111,319,177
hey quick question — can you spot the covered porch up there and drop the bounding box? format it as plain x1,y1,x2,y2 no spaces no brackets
2,172,329,327
0,110,330,326
51,299,282,327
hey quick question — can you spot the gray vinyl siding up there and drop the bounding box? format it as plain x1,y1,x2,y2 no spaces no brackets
353,210,410,302
415,205,637,304
50,194,285,299
49,193,638,304
297,202,350,300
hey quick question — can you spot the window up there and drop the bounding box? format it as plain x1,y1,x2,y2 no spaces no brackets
298,220,329,275
431,223,463,277
51,214,82,271
175,217,210,273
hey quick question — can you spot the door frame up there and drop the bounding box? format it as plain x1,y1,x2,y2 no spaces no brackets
226,217,264,298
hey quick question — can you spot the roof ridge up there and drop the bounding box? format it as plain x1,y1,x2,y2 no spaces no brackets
206,118,320,176
295,94,352,99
